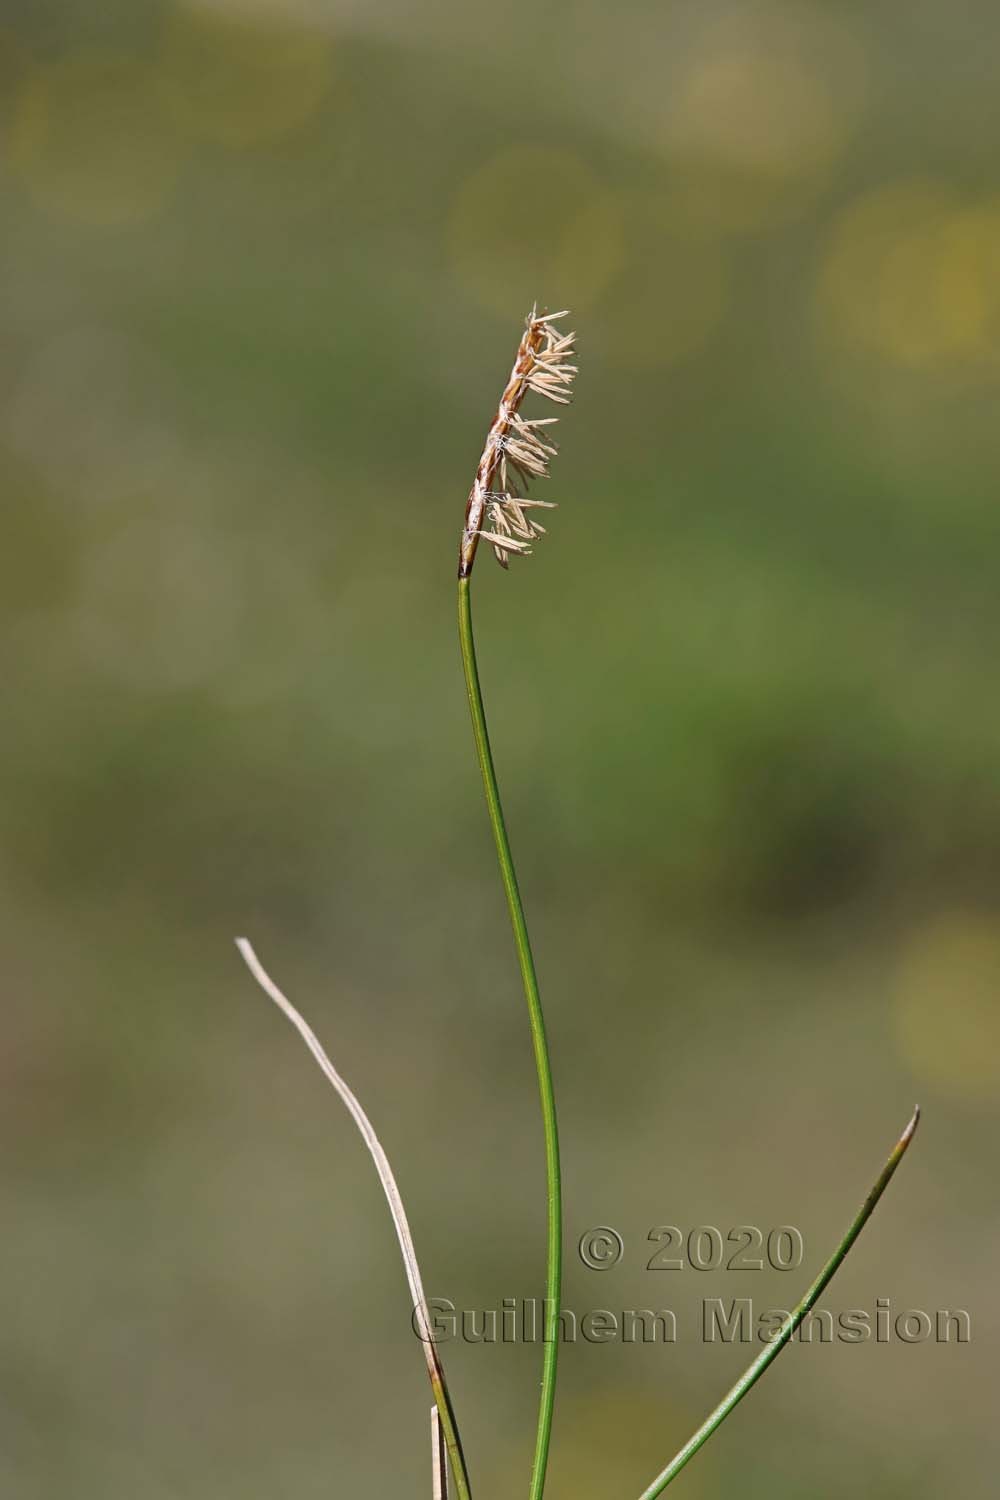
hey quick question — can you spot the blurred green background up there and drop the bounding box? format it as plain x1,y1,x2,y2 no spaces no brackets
1,1,997,1496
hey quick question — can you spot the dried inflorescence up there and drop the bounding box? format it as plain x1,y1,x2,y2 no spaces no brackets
458,308,577,576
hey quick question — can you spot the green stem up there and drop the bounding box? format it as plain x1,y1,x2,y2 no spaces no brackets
458,574,562,1500
636,1106,920,1499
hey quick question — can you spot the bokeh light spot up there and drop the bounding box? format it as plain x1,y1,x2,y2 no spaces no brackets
661,4,867,231
448,146,624,317
895,913,1000,1103
7,52,185,228
159,3,333,148
819,182,1000,366
672,51,841,178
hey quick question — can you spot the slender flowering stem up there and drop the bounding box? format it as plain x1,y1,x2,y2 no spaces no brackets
454,307,576,1499
635,1106,920,1499
235,939,473,1500
458,575,562,1500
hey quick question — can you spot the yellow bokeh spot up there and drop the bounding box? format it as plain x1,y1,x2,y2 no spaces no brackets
448,147,624,317
819,181,1000,366
662,6,867,231
895,913,1000,1103
672,51,843,179
159,2,333,148
597,192,729,368
7,52,185,228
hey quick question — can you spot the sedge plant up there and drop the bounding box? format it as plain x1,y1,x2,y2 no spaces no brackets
237,307,919,1500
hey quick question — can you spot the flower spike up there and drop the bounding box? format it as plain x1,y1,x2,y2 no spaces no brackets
459,308,577,575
